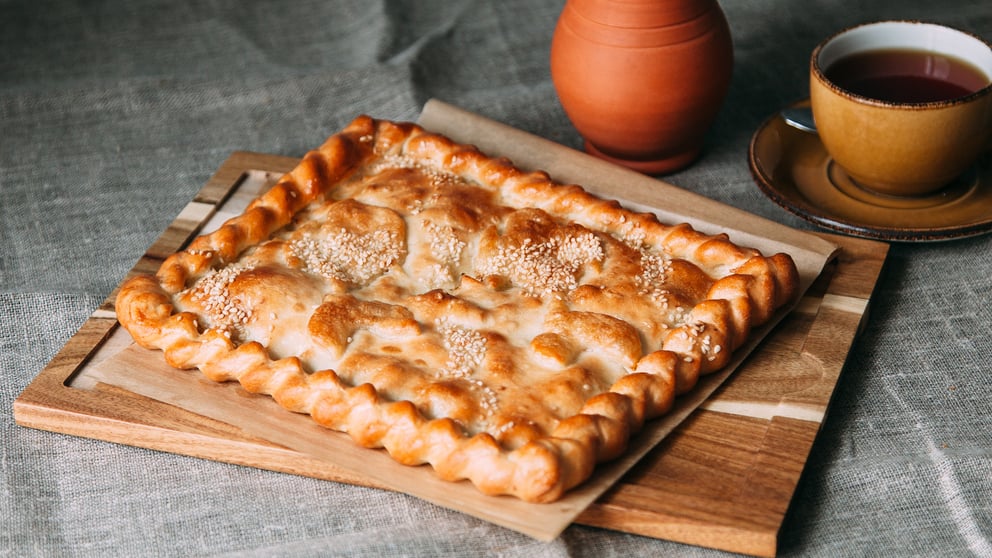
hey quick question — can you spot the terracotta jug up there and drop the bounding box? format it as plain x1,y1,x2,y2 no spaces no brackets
550,0,733,174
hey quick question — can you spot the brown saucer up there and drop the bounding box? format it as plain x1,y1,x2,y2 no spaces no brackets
748,100,992,242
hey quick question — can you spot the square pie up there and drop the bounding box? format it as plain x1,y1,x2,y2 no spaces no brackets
116,116,798,503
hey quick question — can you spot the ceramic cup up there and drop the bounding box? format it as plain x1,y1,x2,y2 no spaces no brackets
810,21,992,196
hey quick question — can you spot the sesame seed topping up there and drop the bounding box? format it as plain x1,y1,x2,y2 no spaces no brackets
434,318,501,420
184,262,255,338
424,220,466,264
289,228,401,285
636,249,673,302
419,220,467,289
621,225,647,248
436,318,487,380
476,383,499,420
492,420,516,438
368,153,462,188
424,263,455,289
477,229,603,296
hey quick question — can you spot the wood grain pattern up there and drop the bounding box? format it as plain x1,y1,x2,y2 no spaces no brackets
13,149,888,557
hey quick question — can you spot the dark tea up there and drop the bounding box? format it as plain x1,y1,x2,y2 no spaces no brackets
824,48,989,103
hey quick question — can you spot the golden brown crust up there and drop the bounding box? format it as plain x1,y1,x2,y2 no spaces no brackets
115,115,799,503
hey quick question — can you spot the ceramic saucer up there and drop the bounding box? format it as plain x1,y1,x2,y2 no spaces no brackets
748,100,992,242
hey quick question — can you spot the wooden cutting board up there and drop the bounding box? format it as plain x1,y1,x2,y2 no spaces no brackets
14,136,888,556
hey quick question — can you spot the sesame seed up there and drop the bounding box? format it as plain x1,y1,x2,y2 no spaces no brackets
424,220,466,263
492,420,516,438
635,249,673,303
289,228,401,285
476,229,603,296
621,226,647,248
476,383,499,419
184,262,255,339
367,153,462,188
424,263,455,289
434,317,502,420
436,318,487,379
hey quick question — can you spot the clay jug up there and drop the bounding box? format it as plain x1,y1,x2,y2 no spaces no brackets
550,0,733,174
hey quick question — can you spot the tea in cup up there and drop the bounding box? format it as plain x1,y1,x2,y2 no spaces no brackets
810,21,992,196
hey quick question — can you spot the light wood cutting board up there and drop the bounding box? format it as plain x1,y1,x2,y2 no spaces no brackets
13,106,888,556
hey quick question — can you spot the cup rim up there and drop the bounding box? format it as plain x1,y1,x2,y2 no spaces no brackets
811,20,992,108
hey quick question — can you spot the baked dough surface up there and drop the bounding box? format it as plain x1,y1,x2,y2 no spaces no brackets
116,116,799,502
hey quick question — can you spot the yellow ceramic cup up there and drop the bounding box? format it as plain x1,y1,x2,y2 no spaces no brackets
810,21,992,196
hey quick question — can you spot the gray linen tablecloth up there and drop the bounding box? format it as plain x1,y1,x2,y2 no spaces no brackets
3,1,991,556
